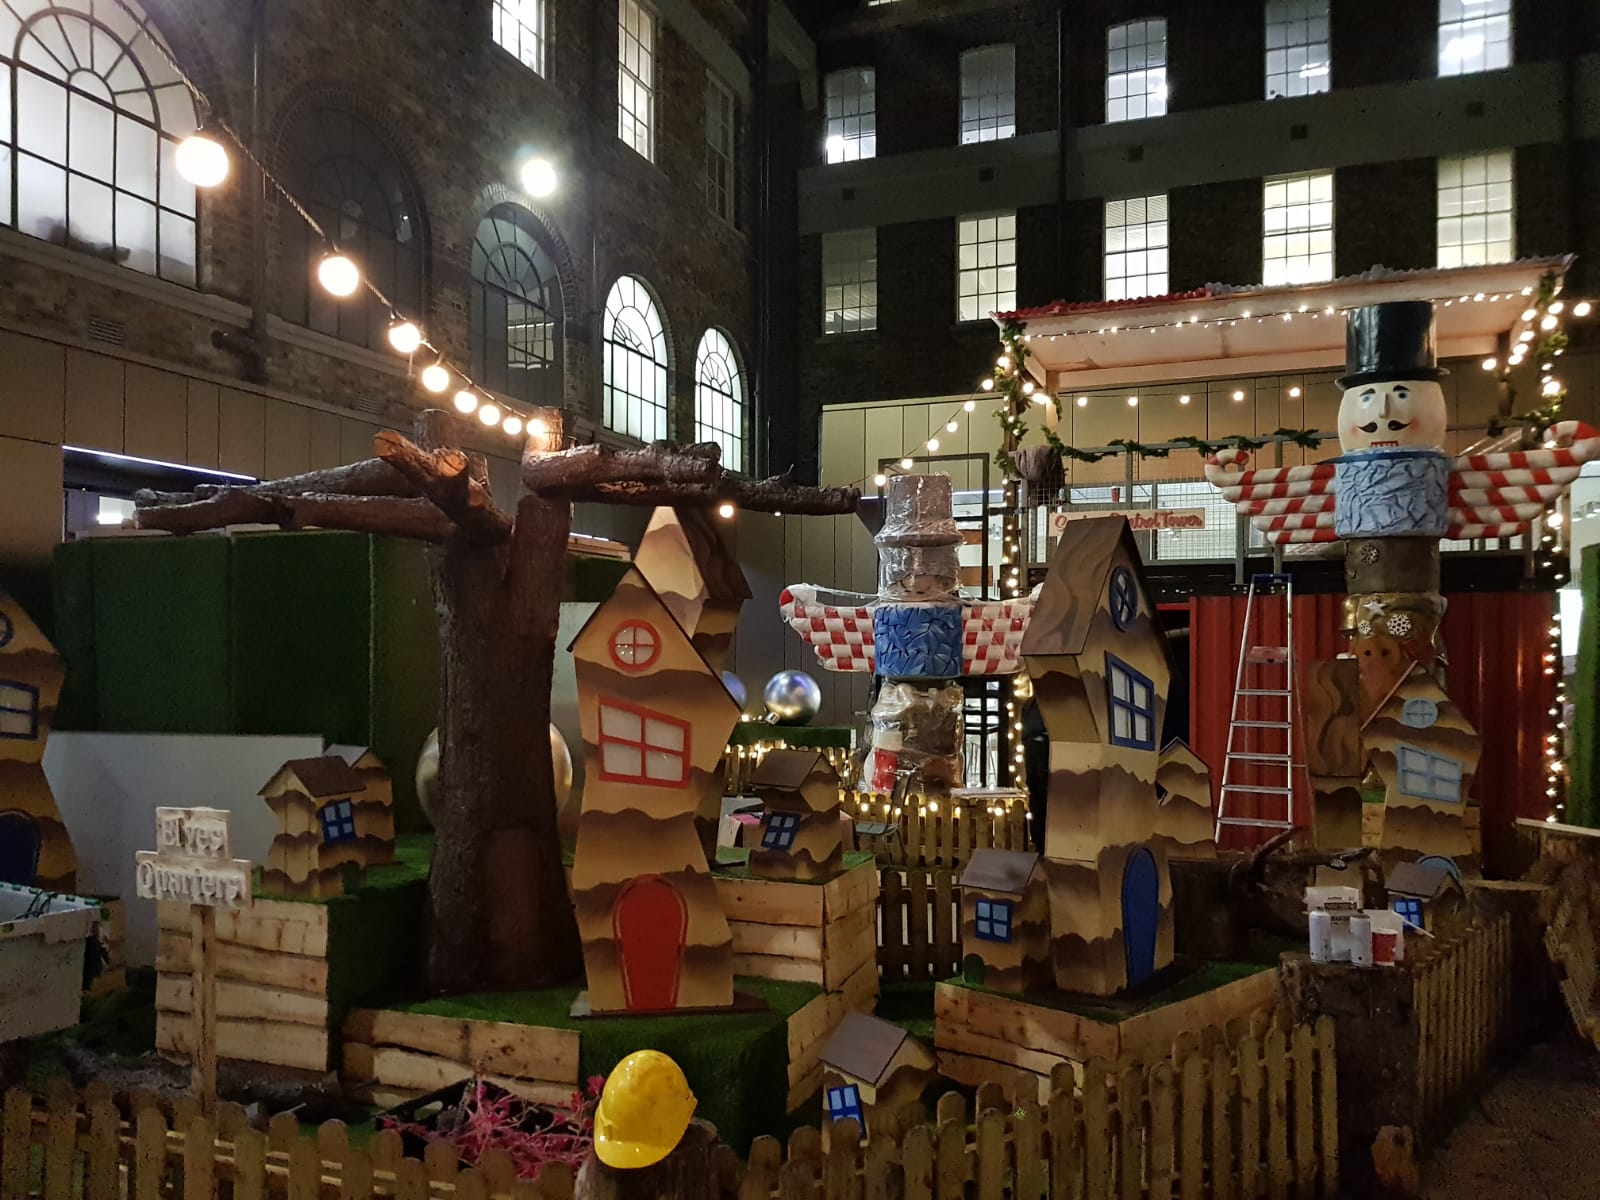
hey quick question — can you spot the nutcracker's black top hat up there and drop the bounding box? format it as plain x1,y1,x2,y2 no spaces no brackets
1339,300,1447,389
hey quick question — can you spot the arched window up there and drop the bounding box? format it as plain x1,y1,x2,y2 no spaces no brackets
2,0,198,284
470,204,563,407
278,106,423,351
693,328,744,472
602,275,668,443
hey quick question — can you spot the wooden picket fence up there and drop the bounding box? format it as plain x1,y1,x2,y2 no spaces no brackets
736,1017,1340,1200
1413,915,1513,1129
0,1081,576,1200
725,744,855,796
845,792,1029,869
877,868,963,982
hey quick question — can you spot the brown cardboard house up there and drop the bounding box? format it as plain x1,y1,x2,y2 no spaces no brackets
0,589,74,890
748,748,844,881
818,1012,935,1138
260,753,394,897
1386,860,1464,933
1153,739,1218,861
958,848,1049,992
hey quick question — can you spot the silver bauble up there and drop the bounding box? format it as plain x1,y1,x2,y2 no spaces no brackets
415,724,574,827
763,670,822,725
721,671,748,710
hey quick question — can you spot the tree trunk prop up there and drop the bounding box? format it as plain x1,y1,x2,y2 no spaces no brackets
573,1121,723,1200
136,410,856,994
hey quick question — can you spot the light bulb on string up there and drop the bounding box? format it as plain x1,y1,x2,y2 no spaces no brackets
420,362,452,393
1179,394,1191,405
947,420,959,432
503,415,525,437
175,128,230,188
453,388,479,414
873,473,887,487
900,458,913,470
1521,307,1537,321
528,417,548,436
1022,380,1035,396
478,403,502,427
1541,314,1559,331
717,502,736,520
1481,357,1497,371
387,320,422,355
927,438,940,452
317,253,361,298
1076,396,1088,408
519,157,558,199
981,378,995,391
1550,300,1565,315
1575,301,1593,317
964,400,976,412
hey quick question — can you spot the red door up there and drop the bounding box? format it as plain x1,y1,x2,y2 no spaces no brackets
614,874,688,1011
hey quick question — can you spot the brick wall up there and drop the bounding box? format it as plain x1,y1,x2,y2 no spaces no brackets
1334,159,1439,277
1167,179,1264,292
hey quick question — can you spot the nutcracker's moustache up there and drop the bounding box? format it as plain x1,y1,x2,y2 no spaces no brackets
1357,420,1414,433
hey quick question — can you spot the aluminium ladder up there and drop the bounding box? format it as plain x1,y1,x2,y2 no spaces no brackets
1214,572,1306,840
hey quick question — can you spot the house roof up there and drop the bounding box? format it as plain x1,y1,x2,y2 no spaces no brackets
751,748,827,793
1387,861,1458,899
326,744,375,767
818,1012,912,1085
262,755,366,798
1021,516,1166,664
635,506,752,606
960,848,1041,895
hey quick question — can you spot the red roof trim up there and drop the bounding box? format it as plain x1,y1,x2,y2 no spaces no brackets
995,288,1215,321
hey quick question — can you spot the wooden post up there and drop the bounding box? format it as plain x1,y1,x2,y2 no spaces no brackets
191,905,218,1116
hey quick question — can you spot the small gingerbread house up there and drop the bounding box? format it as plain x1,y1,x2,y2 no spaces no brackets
818,1012,935,1138
958,848,1049,992
1153,739,1218,861
326,744,396,858
748,748,844,881
0,589,74,890
1386,860,1463,933
260,754,393,897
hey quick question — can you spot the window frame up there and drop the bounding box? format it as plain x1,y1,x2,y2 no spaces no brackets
470,203,563,407
319,798,356,845
1438,0,1511,77
762,811,800,852
602,274,670,443
0,680,40,740
1392,896,1424,927
1264,0,1331,99
1109,566,1139,631
1262,170,1334,286
608,619,661,673
1105,652,1156,751
617,0,656,162
959,44,1016,145
1105,18,1168,124
705,73,736,224
492,0,546,77
597,698,692,788
1436,151,1515,268
1102,194,1169,302
1396,743,1463,804
693,328,745,473
974,897,1014,943
956,211,1017,323
825,1085,864,1126
822,228,878,335
823,68,876,163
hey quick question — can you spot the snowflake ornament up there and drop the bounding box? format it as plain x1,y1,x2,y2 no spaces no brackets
1358,543,1381,565
1357,620,1373,637
1388,613,1413,638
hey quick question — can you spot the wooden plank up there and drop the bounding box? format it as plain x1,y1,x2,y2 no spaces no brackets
824,904,878,991
880,872,904,981
975,1111,1006,1200
342,1009,580,1083
397,1157,429,1200
1314,1017,1338,1199
778,1157,814,1200
1238,1034,1263,1199
288,1137,321,1200
935,1118,967,1200
159,898,330,956
1210,1041,1235,1200
457,1169,488,1200
1083,1062,1112,1200
902,1125,935,1200
824,859,879,919
934,1022,1071,1083
1148,1062,1175,1200
183,1116,214,1200
1,1090,28,1200
1179,1052,1205,1200
934,981,1119,1063
157,934,329,994
825,1122,862,1200
1264,1026,1290,1200
1014,1103,1046,1200
732,953,825,986
158,1014,330,1071
713,876,825,926
1047,1079,1081,1200
157,975,330,1027
1291,1023,1316,1195
1117,1065,1143,1200
907,870,930,982
729,919,824,961
134,1107,165,1200
86,1099,118,1200
741,1138,782,1200
43,1084,74,1200
234,1127,267,1200
864,1135,897,1200
932,870,956,980
936,1050,1046,1106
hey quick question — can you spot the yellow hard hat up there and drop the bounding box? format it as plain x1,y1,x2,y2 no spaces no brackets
593,1050,697,1169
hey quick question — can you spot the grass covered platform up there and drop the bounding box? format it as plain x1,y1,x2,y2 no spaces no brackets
386,974,822,1151
710,845,875,882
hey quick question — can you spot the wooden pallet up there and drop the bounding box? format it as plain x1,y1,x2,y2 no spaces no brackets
783,958,880,1111
718,858,878,991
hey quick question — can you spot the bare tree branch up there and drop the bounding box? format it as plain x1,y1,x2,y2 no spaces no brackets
576,477,859,514
134,458,417,507
375,430,512,543
134,487,456,541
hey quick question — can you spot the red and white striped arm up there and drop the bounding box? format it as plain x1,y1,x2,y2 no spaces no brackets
1205,449,1338,545
1446,420,1600,539
778,584,876,673
961,598,1033,675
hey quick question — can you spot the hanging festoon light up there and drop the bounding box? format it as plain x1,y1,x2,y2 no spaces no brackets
317,252,361,298
478,402,502,427
452,388,479,414
420,361,452,394
175,125,230,188
502,414,524,437
717,502,737,520
387,319,423,355
519,156,559,199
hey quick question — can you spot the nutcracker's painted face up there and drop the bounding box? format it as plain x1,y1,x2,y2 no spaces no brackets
1337,379,1447,454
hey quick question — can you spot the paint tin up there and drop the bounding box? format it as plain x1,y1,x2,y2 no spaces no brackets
1308,911,1333,963
1349,915,1373,967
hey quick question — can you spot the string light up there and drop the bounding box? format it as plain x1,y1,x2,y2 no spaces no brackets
528,417,549,436
947,420,960,432
387,320,423,355
1232,389,1245,401
1076,396,1088,408
453,389,479,414
873,473,887,487
964,400,977,412
420,362,452,394
1481,357,1497,371
1576,301,1593,317
478,402,502,427
1179,394,1191,405
174,129,229,188
927,437,941,452
317,253,361,297
502,415,524,437
899,457,913,470
1127,395,1139,407
717,502,737,519
519,156,558,199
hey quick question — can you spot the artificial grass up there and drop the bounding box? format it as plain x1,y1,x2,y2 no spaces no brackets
876,981,937,1044
394,974,821,1153
710,846,876,882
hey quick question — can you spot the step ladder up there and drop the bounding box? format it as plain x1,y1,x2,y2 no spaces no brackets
1215,572,1306,840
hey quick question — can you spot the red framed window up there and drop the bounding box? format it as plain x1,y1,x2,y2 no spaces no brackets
609,620,661,672
598,699,691,787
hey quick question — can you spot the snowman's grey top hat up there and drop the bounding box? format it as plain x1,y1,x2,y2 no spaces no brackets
1339,300,1448,389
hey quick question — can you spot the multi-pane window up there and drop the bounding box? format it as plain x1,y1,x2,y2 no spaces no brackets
1437,152,1514,268
762,812,800,852
957,212,1016,322
1265,0,1330,98
974,898,1014,943
1106,653,1156,750
1103,195,1168,301
0,681,39,739
825,1086,863,1126
1438,0,1511,76
706,75,736,223
959,45,1015,144
1106,19,1167,123
470,204,562,407
824,68,876,163
822,229,877,334
617,0,655,162
280,107,424,351
1392,896,1424,928
319,800,356,845
598,701,690,787
1262,171,1334,285
3,0,198,285
492,0,545,76
694,329,745,472
602,275,670,442
609,621,660,671
1397,745,1463,803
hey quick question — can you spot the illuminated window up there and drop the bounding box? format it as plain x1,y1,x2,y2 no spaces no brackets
602,275,669,442
822,229,877,334
1106,654,1156,750
1265,0,1330,98
825,1085,863,1125
0,681,39,740
1437,152,1514,268
618,0,655,161
1438,0,1511,77
3,0,197,284
694,329,745,472
598,701,690,787
824,68,875,163
471,204,562,406
1106,19,1167,123
609,621,660,672
1397,744,1463,804
319,799,355,845
762,811,800,851
959,45,1015,144
493,0,545,76
957,212,1016,322
706,75,736,223
974,898,1013,942
1262,171,1334,285
1103,195,1168,301
1392,896,1423,927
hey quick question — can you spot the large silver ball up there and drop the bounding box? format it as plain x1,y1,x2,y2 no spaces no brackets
415,724,574,827
763,671,822,725
722,671,748,710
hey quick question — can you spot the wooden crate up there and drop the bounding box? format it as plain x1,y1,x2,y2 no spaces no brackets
719,858,878,991
339,1008,581,1108
153,898,333,1072
782,958,879,1112
934,966,1280,1103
